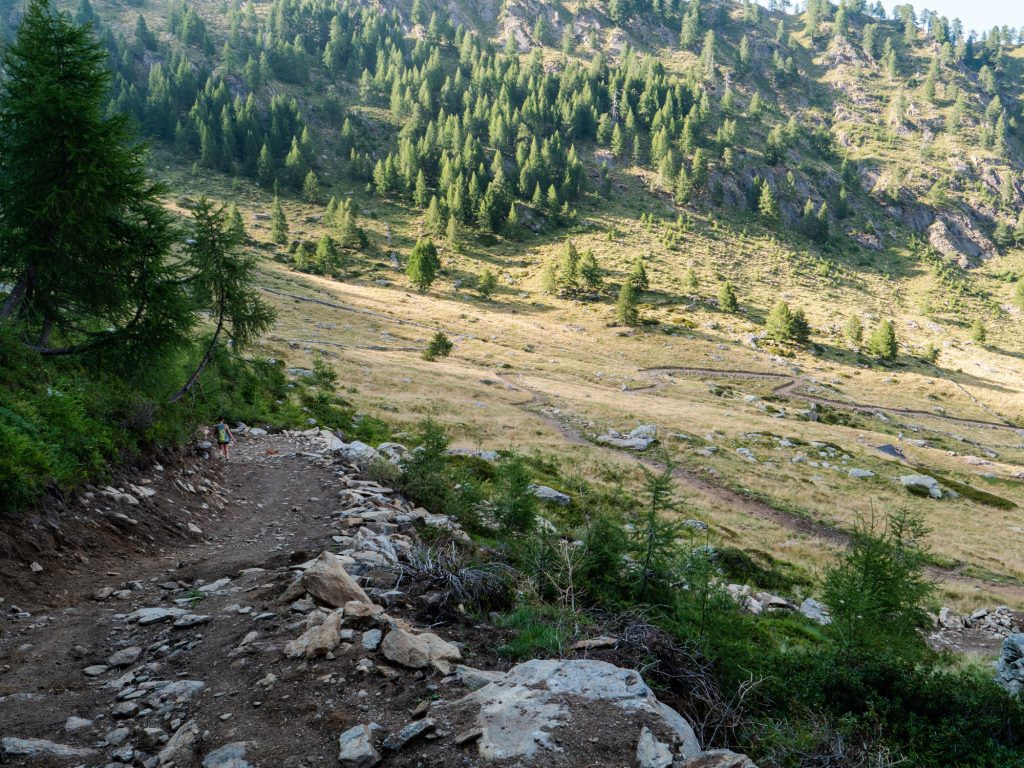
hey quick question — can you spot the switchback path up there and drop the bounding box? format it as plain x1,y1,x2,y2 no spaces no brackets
642,366,1021,432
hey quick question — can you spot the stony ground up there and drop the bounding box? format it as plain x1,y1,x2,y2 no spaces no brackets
0,433,741,768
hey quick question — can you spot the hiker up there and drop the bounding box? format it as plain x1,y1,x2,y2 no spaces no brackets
214,417,234,461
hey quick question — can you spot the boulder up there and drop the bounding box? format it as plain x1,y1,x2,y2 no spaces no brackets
130,607,186,625
995,633,1024,695
596,424,658,450
301,551,372,608
682,749,759,767
455,664,505,691
899,474,942,499
106,646,142,667
376,443,408,462
202,742,254,768
382,719,434,750
636,726,673,768
283,611,343,659
799,598,832,626
446,659,702,762
848,468,874,479
0,737,97,759
158,719,201,766
528,484,571,506
338,724,380,768
380,627,461,670
336,441,382,465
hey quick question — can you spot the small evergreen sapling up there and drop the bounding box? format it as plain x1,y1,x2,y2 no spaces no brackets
406,238,440,292
423,331,452,360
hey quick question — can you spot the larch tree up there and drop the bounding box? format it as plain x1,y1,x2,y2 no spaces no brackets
0,0,187,357
170,198,275,402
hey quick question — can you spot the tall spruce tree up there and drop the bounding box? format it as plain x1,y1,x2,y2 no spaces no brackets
0,0,186,356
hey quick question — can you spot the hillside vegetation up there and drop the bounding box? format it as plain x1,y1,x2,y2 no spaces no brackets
3,0,1024,765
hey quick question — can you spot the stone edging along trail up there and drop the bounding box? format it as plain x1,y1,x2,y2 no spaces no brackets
640,366,1021,432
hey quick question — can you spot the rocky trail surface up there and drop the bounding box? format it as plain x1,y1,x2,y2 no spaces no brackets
0,432,756,768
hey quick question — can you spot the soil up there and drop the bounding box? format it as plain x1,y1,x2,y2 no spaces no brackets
1,432,693,768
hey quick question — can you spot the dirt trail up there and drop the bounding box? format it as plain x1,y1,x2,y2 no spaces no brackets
0,437,385,767
505,377,849,546
642,366,1020,432
503,375,1024,597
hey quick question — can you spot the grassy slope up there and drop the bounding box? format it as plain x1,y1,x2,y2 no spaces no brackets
90,0,1024,609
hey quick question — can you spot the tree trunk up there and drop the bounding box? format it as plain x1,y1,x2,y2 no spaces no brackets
0,264,36,320
169,316,224,403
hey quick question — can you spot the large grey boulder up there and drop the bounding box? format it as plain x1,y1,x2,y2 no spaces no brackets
447,658,701,762
301,551,372,608
681,750,759,767
899,474,942,498
283,611,343,659
380,627,461,671
528,484,571,506
995,633,1024,695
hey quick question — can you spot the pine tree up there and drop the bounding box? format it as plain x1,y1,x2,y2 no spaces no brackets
446,215,463,252
867,319,898,360
227,204,246,243
315,234,343,275
616,280,639,326
407,238,440,292
302,170,320,203
478,269,497,299
718,281,738,312
845,315,863,347
970,318,986,344
256,143,274,186
270,195,288,244
541,261,558,294
683,267,699,294
791,308,811,344
414,170,429,208
0,0,187,355
504,203,522,240
758,183,779,221
579,250,602,292
557,239,580,294
424,195,444,236
629,256,650,292
135,13,157,50
765,300,795,342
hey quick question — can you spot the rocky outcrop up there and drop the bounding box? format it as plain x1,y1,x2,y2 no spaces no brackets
596,424,658,450
995,634,1024,695
446,658,703,762
927,211,996,268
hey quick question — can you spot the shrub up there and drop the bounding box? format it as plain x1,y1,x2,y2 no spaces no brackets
423,332,453,361
822,509,933,655
492,453,538,534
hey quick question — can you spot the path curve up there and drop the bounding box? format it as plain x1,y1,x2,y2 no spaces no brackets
642,367,1020,432
504,374,850,546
